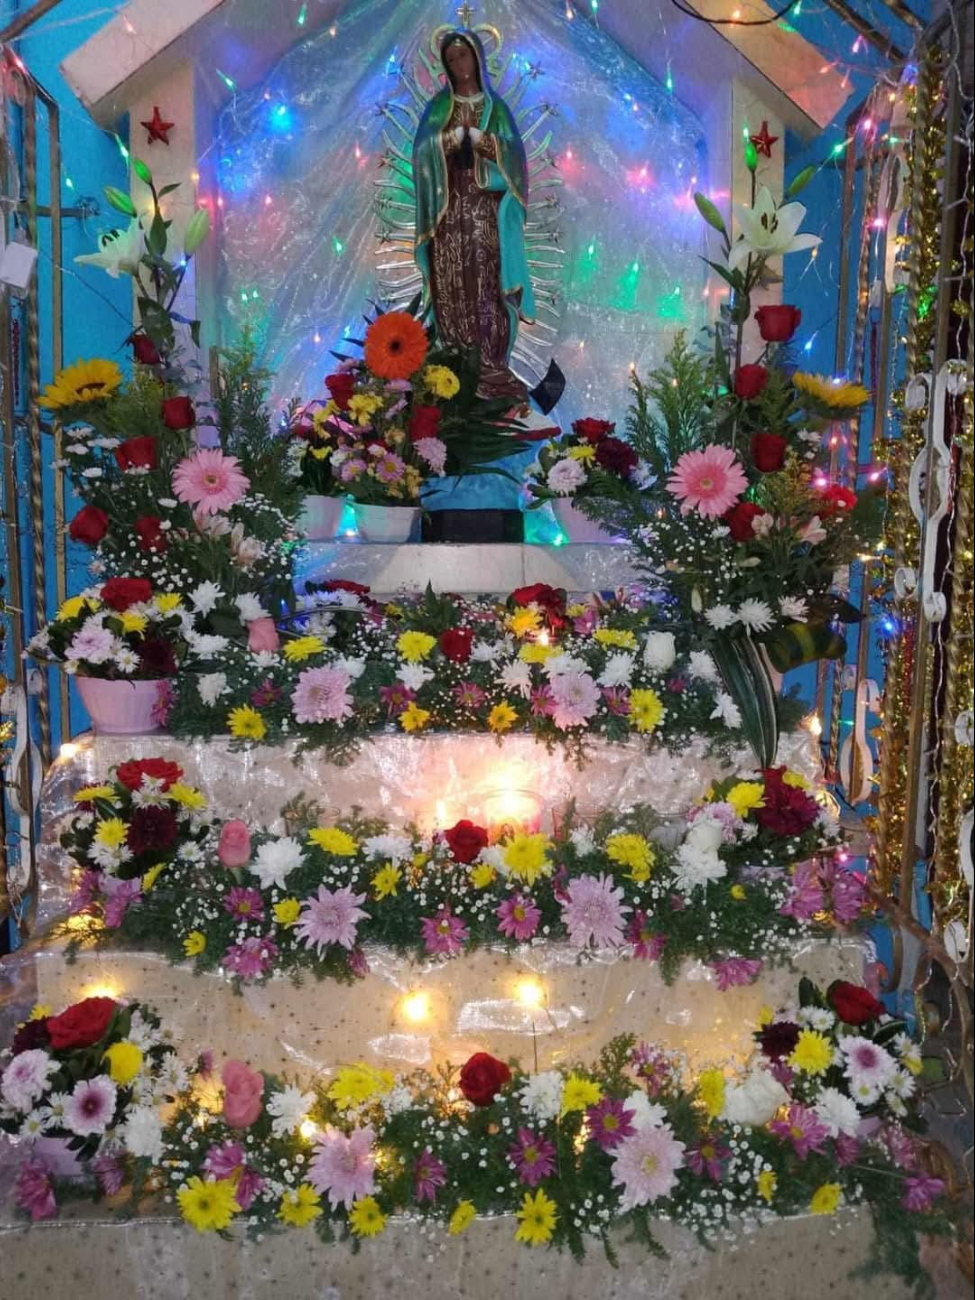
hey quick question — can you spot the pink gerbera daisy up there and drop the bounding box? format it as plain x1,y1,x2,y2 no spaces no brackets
560,872,630,949
497,893,541,941
295,885,369,953
421,906,469,956
172,448,250,516
309,1125,376,1208
611,1124,685,1209
291,666,354,725
666,445,748,518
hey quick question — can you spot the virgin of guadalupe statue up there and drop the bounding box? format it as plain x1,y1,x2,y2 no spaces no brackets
413,29,535,408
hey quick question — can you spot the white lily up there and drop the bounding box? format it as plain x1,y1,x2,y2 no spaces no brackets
728,186,821,270
75,219,143,278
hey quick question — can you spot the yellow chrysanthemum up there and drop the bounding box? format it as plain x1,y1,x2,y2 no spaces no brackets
312,402,336,433
470,863,496,889
488,701,518,733
566,604,587,618
561,1073,602,1115
328,1064,394,1110
730,884,747,901
183,930,206,957
423,364,460,399
514,1188,558,1246
56,595,98,622
809,1182,842,1216
502,833,553,887
566,444,596,462
594,628,637,650
347,393,384,426
310,446,330,461
28,1004,53,1022
103,1040,143,1085
519,642,555,664
278,1183,322,1227
629,689,665,735
781,769,811,790
142,862,166,891
696,1068,726,1119
168,782,207,810
94,817,127,848
308,827,359,856
605,833,655,882
349,1194,386,1237
757,1005,774,1026
399,702,431,733
756,1170,777,1203
73,785,115,803
227,705,266,740
506,606,543,638
283,635,326,662
372,864,402,899
448,1200,477,1235
154,593,182,614
396,630,437,662
793,372,870,410
40,358,123,410
273,898,301,927
177,1176,240,1233
789,1030,833,1076
726,782,765,818
118,611,148,634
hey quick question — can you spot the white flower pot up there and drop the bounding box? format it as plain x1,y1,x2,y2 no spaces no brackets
299,494,345,541
352,502,420,543
76,677,170,735
552,497,615,543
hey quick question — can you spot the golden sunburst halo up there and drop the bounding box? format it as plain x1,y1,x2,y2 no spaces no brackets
40,358,124,410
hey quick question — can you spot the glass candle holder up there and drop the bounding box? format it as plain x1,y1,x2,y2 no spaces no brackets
481,788,545,842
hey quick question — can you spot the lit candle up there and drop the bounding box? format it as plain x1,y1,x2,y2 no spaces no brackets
482,788,544,841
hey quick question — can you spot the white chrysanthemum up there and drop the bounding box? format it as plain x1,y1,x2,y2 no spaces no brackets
250,650,281,669
569,827,597,856
598,652,635,688
624,1089,667,1131
543,652,588,677
672,844,727,895
642,631,676,673
267,1084,316,1139
687,650,718,683
251,836,305,890
704,604,737,631
362,833,413,864
471,640,503,663
332,655,367,680
710,692,743,729
520,1071,564,1121
500,660,532,698
384,1083,414,1116
235,593,267,622
779,596,809,620
737,599,775,632
197,672,229,707
398,662,434,691
186,631,230,658
839,1036,897,1092
119,1106,164,1161
189,581,224,616
814,1086,861,1137
547,456,587,495
721,1070,788,1127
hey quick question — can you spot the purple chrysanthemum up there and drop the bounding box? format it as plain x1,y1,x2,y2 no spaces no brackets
223,885,265,922
769,1103,830,1159
295,885,369,954
629,1042,680,1098
414,1148,447,1203
496,894,541,942
420,906,469,956
14,1158,56,1221
601,687,631,716
901,1173,944,1212
508,1127,557,1187
626,911,667,962
586,1097,637,1151
92,1153,125,1196
686,1135,730,1181
711,957,763,991
452,681,487,710
102,876,142,928
222,934,279,980
308,1124,376,1208
560,872,629,949
779,861,824,921
379,683,415,717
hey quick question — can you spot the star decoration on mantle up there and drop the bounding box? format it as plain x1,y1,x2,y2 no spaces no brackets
141,106,174,145
749,120,779,159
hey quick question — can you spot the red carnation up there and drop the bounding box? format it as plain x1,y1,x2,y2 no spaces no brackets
11,1018,50,1055
572,417,615,443
69,505,109,546
114,436,158,472
116,757,183,792
458,1051,511,1106
127,805,178,856
817,484,858,516
325,372,356,411
138,637,177,677
161,396,195,430
46,997,118,1051
827,981,885,1026
755,304,802,343
734,364,768,401
100,577,153,612
442,819,490,864
724,501,764,542
324,579,371,595
754,772,819,836
409,404,441,442
439,627,474,664
758,1020,800,1060
594,435,638,477
750,432,788,474
132,334,162,366
134,515,167,553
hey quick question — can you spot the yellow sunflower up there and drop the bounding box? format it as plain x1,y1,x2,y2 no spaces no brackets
40,358,124,410
793,372,870,410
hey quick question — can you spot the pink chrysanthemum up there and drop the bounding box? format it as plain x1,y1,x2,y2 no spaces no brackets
666,445,748,518
626,911,667,962
529,685,556,717
295,885,369,954
496,893,541,942
101,876,142,929
309,1124,376,1208
779,861,825,921
375,452,407,485
819,859,867,924
92,1153,125,1196
686,1135,730,1181
172,447,250,516
414,1148,447,1203
549,670,601,730
769,1103,830,1159
630,1042,680,1098
453,681,487,710
223,934,279,980
560,872,630,949
508,1127,557,1186
834,1134,861,1166
601,686,631,716
421,906,469,956
14,1158,56,1221
291,666,353,725
202,1141,264,1209
902,1173,944,1212
63,1075,118,1137
611,1124,685,1209
414,438,447,475
379,683,415,716
223,886,264,922
710,957,763,991
587,1097,637,1151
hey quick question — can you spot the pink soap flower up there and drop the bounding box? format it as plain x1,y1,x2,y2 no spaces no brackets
221,1059,264,1128
218,819,252,869
246,618,280,653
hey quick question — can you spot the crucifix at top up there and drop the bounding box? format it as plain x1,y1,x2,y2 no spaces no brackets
456,3,477,27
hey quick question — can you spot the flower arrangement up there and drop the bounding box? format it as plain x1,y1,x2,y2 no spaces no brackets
62,762,863,987
525,417,646,505
0,995,184,1221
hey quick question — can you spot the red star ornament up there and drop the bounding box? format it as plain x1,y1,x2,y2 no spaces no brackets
749,120,779,159
141,106,174,145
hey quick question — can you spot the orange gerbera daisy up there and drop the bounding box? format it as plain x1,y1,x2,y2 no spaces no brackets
363,311,428,380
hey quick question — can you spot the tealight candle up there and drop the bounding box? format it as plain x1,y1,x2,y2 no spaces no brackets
482,788,544,841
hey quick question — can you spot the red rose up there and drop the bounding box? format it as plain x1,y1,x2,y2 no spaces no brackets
572,417,615,443
458,1051,511,1106
750,432,788,473
442,819,490,864
69,505,109,546
511,582,564,612
594,435,638,477
46,997,118,1051
724,501,764,542
114,436,158,471
100,577,153,611
325,372,356,410
409,404,441,442
127,805,178,856
755,304,801,343
116,757,183,792
134,515,167,552
131,334,161,366
734,364,768,400
817,484,858,516
138,638,177,677
161,396,195,429
827,981,885,1026
439,627,474,664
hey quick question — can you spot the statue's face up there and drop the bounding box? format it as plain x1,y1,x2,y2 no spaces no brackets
444,40,478,89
